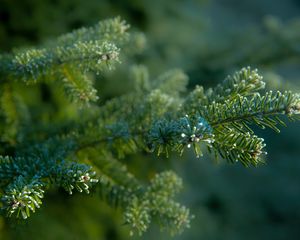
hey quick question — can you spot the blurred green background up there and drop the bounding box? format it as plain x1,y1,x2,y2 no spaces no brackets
0,0,300,239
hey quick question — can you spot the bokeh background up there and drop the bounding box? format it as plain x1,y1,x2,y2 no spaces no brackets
0,0,300,239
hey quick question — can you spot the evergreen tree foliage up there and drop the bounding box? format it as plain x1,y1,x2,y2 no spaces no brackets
0,17,299,237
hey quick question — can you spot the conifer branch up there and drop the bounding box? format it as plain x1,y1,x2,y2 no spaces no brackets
0,17,299,237
206,67,266,103
2,176,45,219
210,128,266,166
77,150,192,235
205,91,300,132
0,140,99,219
0,17,129,104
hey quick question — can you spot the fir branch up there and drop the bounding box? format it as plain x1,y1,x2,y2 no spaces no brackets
1,176,45,219
0,139,99,219
0,17,130,104
203,91,300,132
68,68,299,166
123,171,191,236
210,128,266,166
67,149,141,208
147,115,213,157
60,66,99,104
10,41,120,82
55,17,130,47
77,149,192,236
182,85,207,116
0,13,299,237
52,161,98,194
206,66,266,103
0,156,17,187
